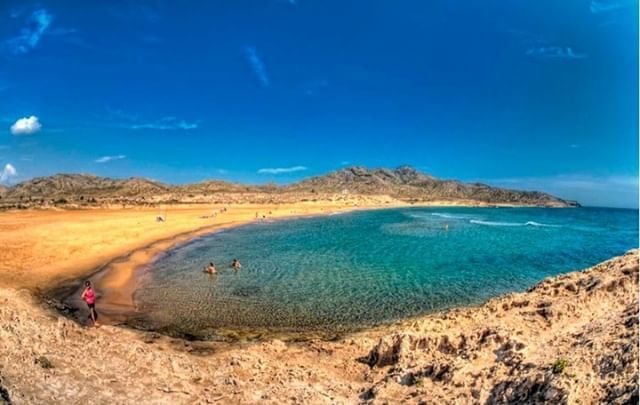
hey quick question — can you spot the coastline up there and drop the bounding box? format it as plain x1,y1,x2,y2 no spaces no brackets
62,202,412,327
1,249,636,403
0,199,581,336
55,201,575,332
0,198,401,291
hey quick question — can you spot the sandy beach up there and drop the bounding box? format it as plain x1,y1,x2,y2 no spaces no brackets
0,195,517,294
0,197,405,292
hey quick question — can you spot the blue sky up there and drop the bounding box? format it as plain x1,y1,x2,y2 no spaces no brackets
0,0,637,208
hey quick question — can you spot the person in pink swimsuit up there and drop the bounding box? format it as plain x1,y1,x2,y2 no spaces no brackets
81,280,99,326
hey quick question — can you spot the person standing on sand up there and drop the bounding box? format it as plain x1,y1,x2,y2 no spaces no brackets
81,281,99,326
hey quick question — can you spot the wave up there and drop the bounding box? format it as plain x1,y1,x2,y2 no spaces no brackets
410,213,476,220
470,219,560,228
430,213,460,219
470,220,522,227
524,221,561,228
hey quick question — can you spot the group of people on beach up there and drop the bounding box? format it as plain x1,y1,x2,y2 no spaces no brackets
204,258,242,274
199,207,229,220
79,257,243,327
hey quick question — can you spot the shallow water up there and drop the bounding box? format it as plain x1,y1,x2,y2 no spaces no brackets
133,207,638,337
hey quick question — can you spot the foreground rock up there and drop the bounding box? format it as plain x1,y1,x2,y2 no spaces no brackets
0,251,636,404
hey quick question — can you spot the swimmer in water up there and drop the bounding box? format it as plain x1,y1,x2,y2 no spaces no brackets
204,262,216,274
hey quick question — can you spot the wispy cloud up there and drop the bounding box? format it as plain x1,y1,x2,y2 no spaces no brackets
95,155,126,164
569,144,581,149
127,117,198,130
590,0,633,13
526,46,586,59
105,108,199,130
0,163,17,184
5,9,52,54
244,46,270,87
258,166,307,174
10,116,42,135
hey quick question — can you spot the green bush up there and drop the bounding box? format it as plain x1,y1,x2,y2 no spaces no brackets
552,358,568,374
36,356,54,369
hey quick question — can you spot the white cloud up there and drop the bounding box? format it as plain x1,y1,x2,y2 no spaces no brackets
95,155,126,163
0,163,17,184
526,46,586,59
5,9,52,54
10,116,42,135
122,115,198,130
130,121,197,130
244,46,270,87
105,108,199,130
258,166,307,174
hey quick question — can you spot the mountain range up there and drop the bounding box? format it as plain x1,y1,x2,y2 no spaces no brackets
0,166,579,207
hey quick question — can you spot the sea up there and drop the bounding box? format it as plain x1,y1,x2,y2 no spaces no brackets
131,207,638,337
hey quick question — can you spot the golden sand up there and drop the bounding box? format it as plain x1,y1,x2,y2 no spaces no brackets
0,197,411,291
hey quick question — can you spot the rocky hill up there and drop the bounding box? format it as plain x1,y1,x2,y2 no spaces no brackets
287,166,578,206
0,166,579,208
3,174,170,200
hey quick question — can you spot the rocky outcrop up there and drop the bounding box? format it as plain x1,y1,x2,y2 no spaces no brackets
358,250,638,404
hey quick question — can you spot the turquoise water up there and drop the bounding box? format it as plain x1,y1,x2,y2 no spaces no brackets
134,207,638,336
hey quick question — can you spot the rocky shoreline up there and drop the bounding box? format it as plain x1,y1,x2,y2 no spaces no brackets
1,250,637,404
